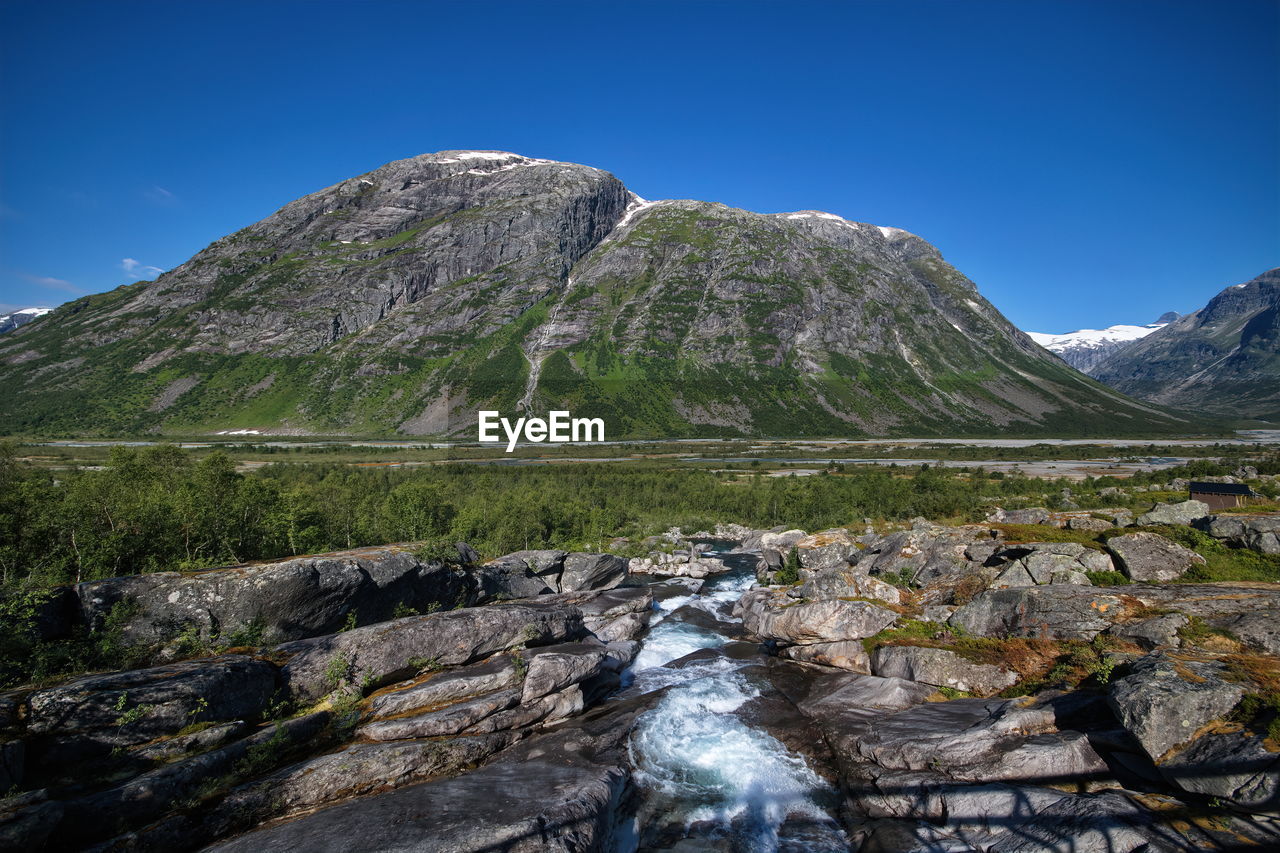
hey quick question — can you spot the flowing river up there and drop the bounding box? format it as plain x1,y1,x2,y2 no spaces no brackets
616,547,851,852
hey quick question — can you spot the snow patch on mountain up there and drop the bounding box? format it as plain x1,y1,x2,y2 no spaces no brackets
0,307,53,335
1027,316,1175,374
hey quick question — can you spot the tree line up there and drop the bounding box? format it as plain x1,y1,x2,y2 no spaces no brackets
1,442,1273,591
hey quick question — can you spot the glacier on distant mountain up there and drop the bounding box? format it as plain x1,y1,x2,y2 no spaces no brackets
0,307,52,335
1027,316,1174,374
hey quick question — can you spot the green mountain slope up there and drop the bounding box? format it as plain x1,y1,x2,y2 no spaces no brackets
0,151,1194,437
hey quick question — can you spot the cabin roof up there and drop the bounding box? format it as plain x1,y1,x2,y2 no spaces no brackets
1189,481,1255,496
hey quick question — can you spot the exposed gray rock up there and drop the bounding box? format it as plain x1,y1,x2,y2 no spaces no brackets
628,552,723,578
204,694,640,853
208,733,524,835
26,655,276,767
1067,515,1114,532
1107,652,1245,760
361,688,522,740
519,643,608,702
1160,730,1280,812
1106,531,1205,582
854,697,1058,775
73,546,470,646
471,560,555,600
1136,500,1211,527
870,645,1018,695
758,529,807,551
988,507,1051,525
0,791,62,851
992,563,1036,588
949,586,1124,639
792,568,902,604
984,789,1204,853
1203,513,1280,555
278,601,583,701
778,640,871,672
558,553,628,592
1106,613,1188,649
737,589,898,645
47,711,330,850
367,655,520,720
1212,611,1280,655
795,529,860,570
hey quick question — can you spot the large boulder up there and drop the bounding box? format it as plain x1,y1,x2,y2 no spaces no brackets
854,523,996,587
949,586,1124,639
870,645,1018,695
278,601,584,701
558,553,628,592
74,547,471,646
1106,532,1205,582
779,640,871,672
473,550,567,599
988,507,1051,525
628,552,723,579
1202,514,1280,555
758,529,807,551
737,589,898,645
1135,500,1210,527
1107,652,1245,761
792,569,902,605
795,529,860,570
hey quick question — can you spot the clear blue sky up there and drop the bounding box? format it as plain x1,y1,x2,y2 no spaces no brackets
1,0,1276,332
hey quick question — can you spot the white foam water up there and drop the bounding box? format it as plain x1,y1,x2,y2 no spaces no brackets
623,564,850,851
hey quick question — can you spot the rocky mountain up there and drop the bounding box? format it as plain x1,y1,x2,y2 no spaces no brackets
1091,269,1280,422
0,150,1191,437
1028,313,1177,374
0,307,52,335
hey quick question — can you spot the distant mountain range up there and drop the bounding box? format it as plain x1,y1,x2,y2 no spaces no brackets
0,150,1190,438
1027,312,1179,374
0,307,52,335
1091,269,1280,423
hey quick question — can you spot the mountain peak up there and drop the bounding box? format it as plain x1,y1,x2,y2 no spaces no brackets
0,151,1191,437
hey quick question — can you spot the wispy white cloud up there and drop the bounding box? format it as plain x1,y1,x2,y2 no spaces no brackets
121,257,165,278
143,185,178,206
20,273,85,295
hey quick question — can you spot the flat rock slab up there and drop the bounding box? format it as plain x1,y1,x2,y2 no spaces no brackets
204,758,625,853
949,586,1125,639
1106,532,1205,582
26,655,276,761
278,602,583,701
870,645,1017,695
74,547,467,645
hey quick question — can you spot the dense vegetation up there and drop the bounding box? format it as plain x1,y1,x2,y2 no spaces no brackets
2,443,1275,591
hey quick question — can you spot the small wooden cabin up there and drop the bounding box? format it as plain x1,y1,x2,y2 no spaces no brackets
1189,481,1256,510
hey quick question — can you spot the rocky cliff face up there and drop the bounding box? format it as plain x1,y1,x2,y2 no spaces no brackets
1091,269,1280,422
0,151,1190,436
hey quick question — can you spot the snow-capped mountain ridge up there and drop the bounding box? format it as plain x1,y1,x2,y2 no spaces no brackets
0,307,53,335
1027,315,1175,374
